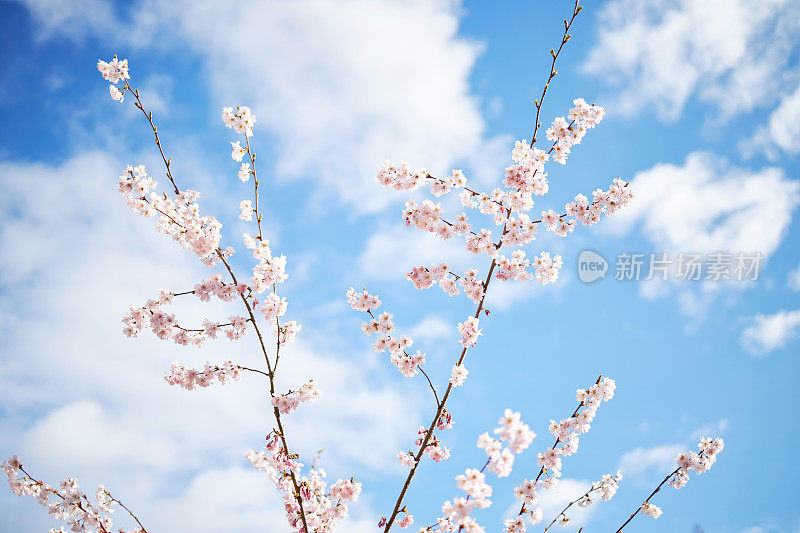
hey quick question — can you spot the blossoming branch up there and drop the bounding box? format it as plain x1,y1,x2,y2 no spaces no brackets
3,1,727,532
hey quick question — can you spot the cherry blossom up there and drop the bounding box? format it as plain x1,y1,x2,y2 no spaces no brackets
109,85,124,102
222,105,257,137
2,9,722,531
121,282,250,346
347,288,430,378
3,457,146,533
271,380,321,414
449,364,469,386
230,141,246,162
246,431,361,532
457,317,482,348
164,361,243,389
640,502,662,519
238,163,252,182
97,56,129,84
116,165,222,264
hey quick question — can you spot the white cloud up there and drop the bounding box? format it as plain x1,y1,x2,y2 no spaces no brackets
535,478,599,529
0,153,418,530
584,0,800,121
16,0,510,211
409,314,453,343
124,0,503,212
15,0,117,41
617,444,684,478
788,264,800,291
749,84,800,158
689,418,729,441
607,152,799,258
740,309,800,356
148,466,377,533
485,278,554,311
359,225,467,280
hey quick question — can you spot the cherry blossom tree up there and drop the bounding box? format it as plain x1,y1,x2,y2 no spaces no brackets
3,2,724,532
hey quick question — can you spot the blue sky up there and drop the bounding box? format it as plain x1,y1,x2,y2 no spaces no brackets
1,0,799,532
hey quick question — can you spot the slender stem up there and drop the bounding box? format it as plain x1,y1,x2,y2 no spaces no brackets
529,0,582,148
383,260,496,532
364,307,439,408
418,367,440,406
244,135,264,241
239,365,271,378
124,80,180,195
124,84,310,532
518,375,601,516
454,457,493,532
385,5,584,528
613,467,680,533
17,466,113,533
110,495,150,533
216,252,312,533
543,486,600,533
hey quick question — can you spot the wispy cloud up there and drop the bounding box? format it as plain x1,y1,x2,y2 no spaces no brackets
740,309,800,356
583,0,800,121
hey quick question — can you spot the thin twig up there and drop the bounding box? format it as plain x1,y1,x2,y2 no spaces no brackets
518,375,602,517
542,485,600,533
613,467,680,533
384,4,584,529
125,83,310,532
529,0,582,148
418,367,440,406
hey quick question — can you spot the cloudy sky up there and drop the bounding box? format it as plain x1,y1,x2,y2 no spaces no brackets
1,0,799,532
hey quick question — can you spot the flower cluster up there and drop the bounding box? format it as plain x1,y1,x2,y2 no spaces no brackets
406,263,486,302
482,409,537,475
222,105,257,137
193,274,247,301
670,436,725,489
544,178,634,237
397,426,451,469
231,141,247,163
275,320,302,346
97,56,129,84
122,286,248,345
513,377,616,525
246,433,361,532
164,361,243,390
3,457,144,533
546,471,624,530
425,410,535,532
271,380,322,414
545,98,605,164
240,200,254,221
241,234,289,294
347,288,426,378
449,364,469,387
641,502,663,519
117,165,223,264
636,436,725,521
457,316,482,348
98,56,129,103
374,160,427,191
496,250,563,285
537,377,616,483
504,140,550,198
589,471,623,502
